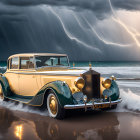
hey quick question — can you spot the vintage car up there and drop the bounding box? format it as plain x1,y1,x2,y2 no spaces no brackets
0,53,122,119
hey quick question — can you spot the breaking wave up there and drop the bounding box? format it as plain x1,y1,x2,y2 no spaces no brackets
113,89,140,113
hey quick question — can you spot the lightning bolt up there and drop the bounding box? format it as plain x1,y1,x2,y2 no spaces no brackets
109,0,140,47
82,16,131,47
41,6,102,54
130,27,140,36
71,11,130,47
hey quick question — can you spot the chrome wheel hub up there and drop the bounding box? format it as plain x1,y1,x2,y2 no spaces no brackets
48,95,58,116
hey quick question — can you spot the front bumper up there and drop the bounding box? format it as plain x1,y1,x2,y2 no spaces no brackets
64,98,122,109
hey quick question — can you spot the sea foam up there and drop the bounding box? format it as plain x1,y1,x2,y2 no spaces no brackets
0,89,140,115
0,99,49,116
115,89,140,112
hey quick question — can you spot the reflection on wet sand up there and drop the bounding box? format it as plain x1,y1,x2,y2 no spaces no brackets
0,108,19,139
34,113,120,140
15,125,23,140
0,108,120,140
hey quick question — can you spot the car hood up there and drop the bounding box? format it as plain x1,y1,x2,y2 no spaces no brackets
36,67,87,76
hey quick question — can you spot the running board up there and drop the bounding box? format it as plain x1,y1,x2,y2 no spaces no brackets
7,94,33,103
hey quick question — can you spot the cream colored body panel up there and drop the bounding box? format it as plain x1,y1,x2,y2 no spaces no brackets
5,69,105,96
40,75,80,93
5,70,81,96
4,71,20,94
19,72,39,96
5,70,40,96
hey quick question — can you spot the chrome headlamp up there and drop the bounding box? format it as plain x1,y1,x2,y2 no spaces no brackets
74,77,85,90
102,78,112,89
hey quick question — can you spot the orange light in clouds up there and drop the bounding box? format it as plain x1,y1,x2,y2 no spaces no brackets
15,125,23,140
109,0,140,47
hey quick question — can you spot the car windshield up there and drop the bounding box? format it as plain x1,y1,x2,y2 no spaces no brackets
35,56,69,68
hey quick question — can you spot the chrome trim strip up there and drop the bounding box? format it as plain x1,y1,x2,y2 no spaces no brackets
64,98,122,109
6,71,81,76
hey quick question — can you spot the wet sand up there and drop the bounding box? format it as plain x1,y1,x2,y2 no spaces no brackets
0,107,140,140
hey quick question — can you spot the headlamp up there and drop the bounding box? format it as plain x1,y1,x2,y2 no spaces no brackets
74,77,85,90
102,78,112,89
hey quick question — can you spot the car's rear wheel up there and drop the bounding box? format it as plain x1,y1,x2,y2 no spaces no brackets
0,83,5,101
47,91,65,119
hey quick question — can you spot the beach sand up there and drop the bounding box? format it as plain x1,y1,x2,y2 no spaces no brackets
0,107,139,140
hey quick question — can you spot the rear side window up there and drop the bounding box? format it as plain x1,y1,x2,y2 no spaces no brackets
11,57,19,69
20,57,34,69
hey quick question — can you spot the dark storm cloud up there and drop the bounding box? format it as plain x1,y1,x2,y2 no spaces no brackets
1,0,140,11
0,0,140,20
112,0,140,11
0,0,111,18
0,0,140,61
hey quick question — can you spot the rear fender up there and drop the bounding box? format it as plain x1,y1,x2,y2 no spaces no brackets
0,75,12,97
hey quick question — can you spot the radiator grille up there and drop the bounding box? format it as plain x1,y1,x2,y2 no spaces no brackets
82,69,100,99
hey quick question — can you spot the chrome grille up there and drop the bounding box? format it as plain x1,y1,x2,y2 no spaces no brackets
82,69,100,99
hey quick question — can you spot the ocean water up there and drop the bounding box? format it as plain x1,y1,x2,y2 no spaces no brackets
1,61,140,115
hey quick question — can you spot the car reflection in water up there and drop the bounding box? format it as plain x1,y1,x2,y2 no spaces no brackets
0,107,120,140
34,112,120,140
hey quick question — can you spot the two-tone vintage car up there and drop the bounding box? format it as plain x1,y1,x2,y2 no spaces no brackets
0,53,122,119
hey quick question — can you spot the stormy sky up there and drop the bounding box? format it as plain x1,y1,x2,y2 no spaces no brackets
0,0,140,61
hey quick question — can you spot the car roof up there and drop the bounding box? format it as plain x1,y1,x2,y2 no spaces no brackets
8,53,68,59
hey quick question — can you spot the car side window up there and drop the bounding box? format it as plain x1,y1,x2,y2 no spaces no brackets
45,57,58,66
11,57,19,69
20,57,34,69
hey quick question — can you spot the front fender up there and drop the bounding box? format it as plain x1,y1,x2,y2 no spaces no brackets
29,81,75,107
103,80,120,101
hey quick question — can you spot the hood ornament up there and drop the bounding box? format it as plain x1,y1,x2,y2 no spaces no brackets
89,62,92,70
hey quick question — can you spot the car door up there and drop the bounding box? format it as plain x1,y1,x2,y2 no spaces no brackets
19,57,39,96
5,57,20,94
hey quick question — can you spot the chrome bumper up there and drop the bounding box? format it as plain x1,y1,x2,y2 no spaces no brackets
64,98,122,109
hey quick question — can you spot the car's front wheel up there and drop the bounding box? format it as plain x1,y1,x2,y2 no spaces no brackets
47,91,65,119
